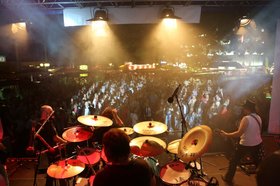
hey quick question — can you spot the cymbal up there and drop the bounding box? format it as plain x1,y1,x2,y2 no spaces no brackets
78,115,113,127
47,159,85,179
130,136,166,157
62,126,92,142
133,121,167,135
178,125,213,163
118,127,134,135
167,139,181,154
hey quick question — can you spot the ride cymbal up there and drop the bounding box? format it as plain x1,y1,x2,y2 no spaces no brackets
78,115,113,127
133,121,167,135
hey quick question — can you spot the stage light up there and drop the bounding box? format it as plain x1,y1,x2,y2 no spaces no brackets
87,9,108,22
11,22,26,34
239,16,251,27
160,7,181,19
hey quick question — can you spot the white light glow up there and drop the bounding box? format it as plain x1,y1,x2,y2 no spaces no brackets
91,20,108,37
162,18,177,29
11,22,26,34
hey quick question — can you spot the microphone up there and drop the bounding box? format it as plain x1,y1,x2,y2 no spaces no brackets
167,84,181,103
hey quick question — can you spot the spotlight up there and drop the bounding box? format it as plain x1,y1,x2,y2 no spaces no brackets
239,16,251,27
160,7,181,19
87,9,108,22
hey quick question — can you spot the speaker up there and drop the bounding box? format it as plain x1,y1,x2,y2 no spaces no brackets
262,135,280,158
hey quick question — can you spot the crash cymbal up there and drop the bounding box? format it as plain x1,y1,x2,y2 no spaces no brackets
130,136,166,157
178,125,212,163
167,139,181,154
78,115,113,127
133,121,167,135
47,159,85,179
62,126,92,142
118,127,134,135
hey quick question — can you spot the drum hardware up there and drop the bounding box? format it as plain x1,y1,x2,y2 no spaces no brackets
133,121,167,135
77,115,113,127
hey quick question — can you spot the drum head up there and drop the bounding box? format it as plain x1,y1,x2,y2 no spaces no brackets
77,148,101,165
178,125,212,163
160,161,191,185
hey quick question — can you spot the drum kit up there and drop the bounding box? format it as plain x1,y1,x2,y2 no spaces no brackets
43,115,213,185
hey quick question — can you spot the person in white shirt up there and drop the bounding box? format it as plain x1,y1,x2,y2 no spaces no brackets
219,99,263,184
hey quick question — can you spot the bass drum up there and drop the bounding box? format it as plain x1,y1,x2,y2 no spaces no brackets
159,161,191,185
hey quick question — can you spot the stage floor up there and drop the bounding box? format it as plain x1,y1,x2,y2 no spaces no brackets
6,152,258,186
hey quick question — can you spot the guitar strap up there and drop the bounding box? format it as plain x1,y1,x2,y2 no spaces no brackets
250,114,262,134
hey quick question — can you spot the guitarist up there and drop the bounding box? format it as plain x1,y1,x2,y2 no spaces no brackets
35,105,67,186
218,99,263,185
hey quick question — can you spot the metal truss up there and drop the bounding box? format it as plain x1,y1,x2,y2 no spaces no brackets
0,0,275,10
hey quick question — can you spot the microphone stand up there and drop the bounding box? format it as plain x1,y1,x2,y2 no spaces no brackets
33,150,41,186
174,94,189,138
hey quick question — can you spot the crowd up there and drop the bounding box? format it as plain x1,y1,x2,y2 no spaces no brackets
70,71,233,133
0,70,271,158
0,69,275,186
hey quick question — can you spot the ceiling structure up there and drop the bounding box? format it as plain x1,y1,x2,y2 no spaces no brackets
0,0,276,10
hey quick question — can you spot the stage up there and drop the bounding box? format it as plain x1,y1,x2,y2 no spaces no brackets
6,152,258,186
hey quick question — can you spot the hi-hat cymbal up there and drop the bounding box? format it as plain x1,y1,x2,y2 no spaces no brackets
133,121,167,135
62,126,92,142
78,115,113,127
118,127,134,135
167,139,181,154
47,159,85,179
178,125,213,163
130,136,166,157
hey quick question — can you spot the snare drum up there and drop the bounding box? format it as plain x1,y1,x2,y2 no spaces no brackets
160,161,191,185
